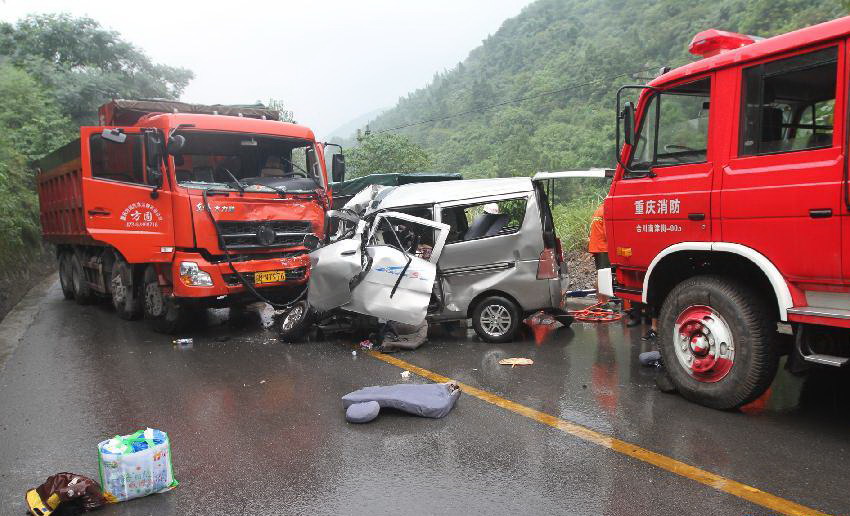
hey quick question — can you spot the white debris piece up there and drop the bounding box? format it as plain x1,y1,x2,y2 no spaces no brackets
401,370,411,379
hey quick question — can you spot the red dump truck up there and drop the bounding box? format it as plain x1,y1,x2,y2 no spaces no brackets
607,18,850,409
36,100,345,332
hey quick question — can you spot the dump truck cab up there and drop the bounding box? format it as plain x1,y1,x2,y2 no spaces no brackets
38,100,344,332
607,18,850,409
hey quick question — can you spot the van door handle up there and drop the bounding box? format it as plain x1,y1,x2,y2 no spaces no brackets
87,209,111,216
687,213,705,221
809,209,832,218
341,250,356,256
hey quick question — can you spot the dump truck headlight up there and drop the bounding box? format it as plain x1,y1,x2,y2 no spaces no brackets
179,261,213,287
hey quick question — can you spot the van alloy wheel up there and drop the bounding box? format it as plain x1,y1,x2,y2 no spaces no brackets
282,304,305,331
673,305,735,382
480,304,512,337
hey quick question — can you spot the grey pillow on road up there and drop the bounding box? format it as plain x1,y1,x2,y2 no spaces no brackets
346,401,381,423
342,382,461,422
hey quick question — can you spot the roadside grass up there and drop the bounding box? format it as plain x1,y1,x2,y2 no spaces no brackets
552,194,604,252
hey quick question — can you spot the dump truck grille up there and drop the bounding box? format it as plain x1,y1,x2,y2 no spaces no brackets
223,267,307,286
218,220,313,250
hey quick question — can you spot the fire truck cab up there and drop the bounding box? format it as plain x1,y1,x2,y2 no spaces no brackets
608,18,850,409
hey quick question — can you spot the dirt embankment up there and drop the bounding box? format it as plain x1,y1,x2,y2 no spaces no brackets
565,250,596,291
0,249,55,324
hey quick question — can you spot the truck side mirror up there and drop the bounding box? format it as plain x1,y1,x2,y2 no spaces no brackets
102,128,126,143
167,134,186,155
331,154,346,183
621,102,636,146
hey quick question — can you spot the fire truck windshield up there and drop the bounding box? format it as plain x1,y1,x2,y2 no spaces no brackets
630,77,710,172
172,131,324,192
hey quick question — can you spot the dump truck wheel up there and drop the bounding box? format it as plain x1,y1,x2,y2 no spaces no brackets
70,253,95,305
58,253,75,300
277,301,314,342
472,295,520,343
110,258,141,320
143,266,189,334
657,275,778,410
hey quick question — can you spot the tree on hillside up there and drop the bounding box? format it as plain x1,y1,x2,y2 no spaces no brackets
346,132,432,178
0,14,193,125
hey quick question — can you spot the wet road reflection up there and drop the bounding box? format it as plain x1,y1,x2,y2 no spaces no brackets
0,286,847,515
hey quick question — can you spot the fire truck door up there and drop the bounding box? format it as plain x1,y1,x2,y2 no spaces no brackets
610,76,714,267
81,126,175,263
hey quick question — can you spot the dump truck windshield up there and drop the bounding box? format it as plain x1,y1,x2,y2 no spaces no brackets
173,131,323,191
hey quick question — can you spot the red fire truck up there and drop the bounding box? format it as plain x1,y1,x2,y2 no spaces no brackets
607,18,850,409
36,100,345,333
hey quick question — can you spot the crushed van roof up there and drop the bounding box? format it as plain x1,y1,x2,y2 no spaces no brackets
374,177,533,210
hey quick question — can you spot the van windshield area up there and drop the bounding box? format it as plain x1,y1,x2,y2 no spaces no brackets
630,78,711,171
173,132,324,192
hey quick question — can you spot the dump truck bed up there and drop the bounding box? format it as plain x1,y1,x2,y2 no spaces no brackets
36,138,93,245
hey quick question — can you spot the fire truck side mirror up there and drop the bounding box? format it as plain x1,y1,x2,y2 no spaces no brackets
621,102,635,146
331,154,346,183
167,134,186,155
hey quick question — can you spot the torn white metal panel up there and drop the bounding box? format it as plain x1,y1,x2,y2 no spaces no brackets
343,245,437,325
532,169,612,181
307,237,363,311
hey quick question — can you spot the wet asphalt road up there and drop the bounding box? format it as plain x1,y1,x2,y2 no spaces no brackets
1,281,849,515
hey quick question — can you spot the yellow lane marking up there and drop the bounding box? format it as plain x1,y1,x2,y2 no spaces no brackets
367,350,827,516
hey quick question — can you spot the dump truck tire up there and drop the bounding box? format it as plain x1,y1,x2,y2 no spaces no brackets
70,253,95,305
58,252,75,300
110,258,141,320
657,275,778,410
472,295,521,343
142,266,190,334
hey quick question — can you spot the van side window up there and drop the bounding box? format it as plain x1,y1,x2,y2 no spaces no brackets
630,77,711,171
441,197,527,244
89,134,145,184
739,46,837,156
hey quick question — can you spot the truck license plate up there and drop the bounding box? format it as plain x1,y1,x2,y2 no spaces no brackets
254,270,286,285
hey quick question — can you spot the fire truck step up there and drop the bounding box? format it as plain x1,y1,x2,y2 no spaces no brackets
794,324,849,367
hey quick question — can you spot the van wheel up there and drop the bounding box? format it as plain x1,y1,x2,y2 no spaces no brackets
143,266,189,334
472,296,520,343
658,275,778,410
58,253,75,300
277,301,314,342
70,253,94,305
111,258,141,320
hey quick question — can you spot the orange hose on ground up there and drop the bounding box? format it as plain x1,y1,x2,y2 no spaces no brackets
570,302,623,322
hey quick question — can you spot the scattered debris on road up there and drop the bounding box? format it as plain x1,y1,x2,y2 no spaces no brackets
400,370,411,379
342,382,461,423
26,472,106,516
639,350,662,367
97,428,177,502
499,358,534,367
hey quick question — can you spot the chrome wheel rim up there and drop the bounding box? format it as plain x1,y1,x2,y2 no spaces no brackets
145,282,164,317
673,305,735,383
282,305,304,331
480,304,511,337
111,272,126,306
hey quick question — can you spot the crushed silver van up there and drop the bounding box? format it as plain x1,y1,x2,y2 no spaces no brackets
279,172,605,342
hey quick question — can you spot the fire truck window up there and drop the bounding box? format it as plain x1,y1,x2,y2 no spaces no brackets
739,46,837,156
630,77,710,171
89,134,145,185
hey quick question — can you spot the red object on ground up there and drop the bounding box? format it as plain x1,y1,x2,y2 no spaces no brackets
570,302,623,323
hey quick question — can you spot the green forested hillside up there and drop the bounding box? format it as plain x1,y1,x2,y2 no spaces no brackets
364,0,846,179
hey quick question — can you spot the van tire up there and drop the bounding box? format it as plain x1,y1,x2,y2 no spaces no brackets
277,301,314,342
657,275,778,410
111,258,141,320
143,265,190,334
70,253,95,305
472,295,521,343
58,252,75,300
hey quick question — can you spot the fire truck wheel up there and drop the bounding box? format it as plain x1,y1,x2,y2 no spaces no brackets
143,266,189,334
472,295,521,343
277,301,314,342
58,253,75,300
658,275,779,410
70,253,95,305
110,258,141,320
